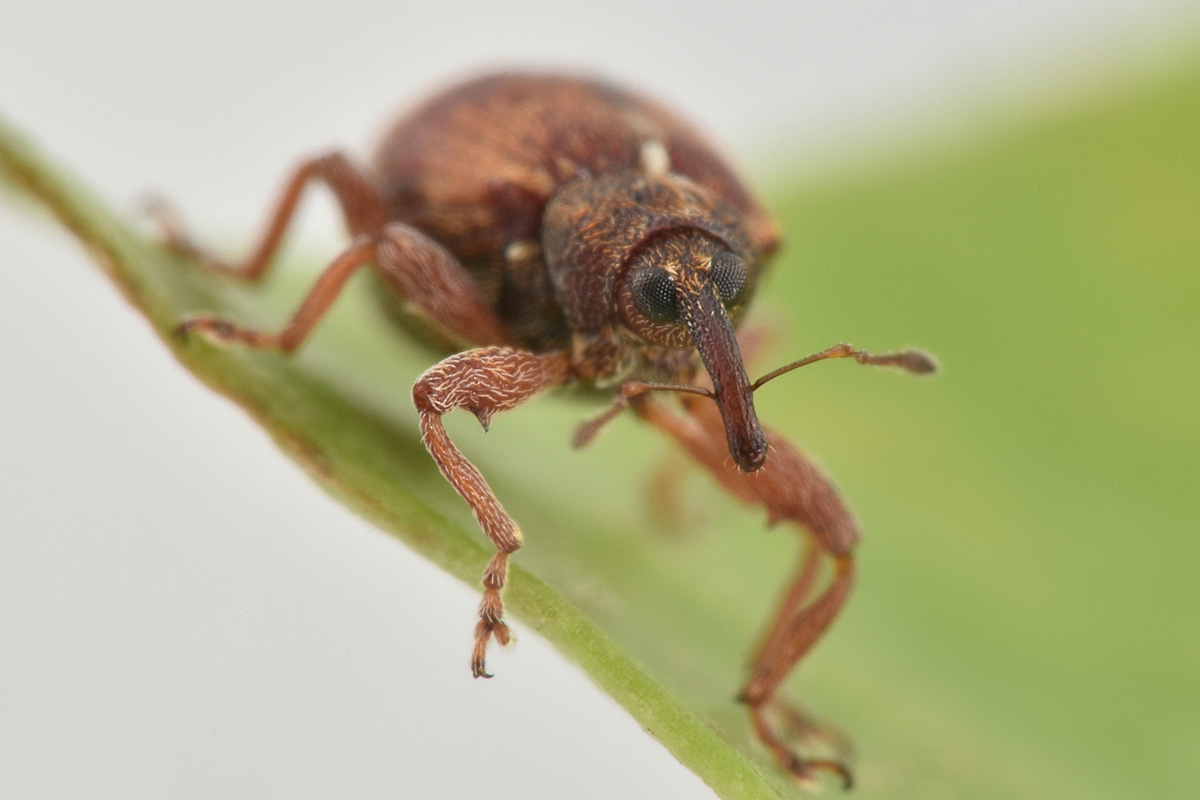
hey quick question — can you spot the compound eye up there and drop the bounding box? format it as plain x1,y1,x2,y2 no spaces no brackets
630,266,678,323
710,251,748,306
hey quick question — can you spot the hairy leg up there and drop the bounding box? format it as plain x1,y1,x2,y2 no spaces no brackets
180,222,513,353
149,151,389,280
412,347,573,677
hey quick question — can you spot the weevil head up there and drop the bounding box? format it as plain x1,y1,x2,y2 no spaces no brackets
542,170,768,472
617,235,768,471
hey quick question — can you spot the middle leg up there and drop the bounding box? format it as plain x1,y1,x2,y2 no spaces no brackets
180,223,514,353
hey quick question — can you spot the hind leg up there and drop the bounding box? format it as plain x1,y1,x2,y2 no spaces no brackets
148,151,389,280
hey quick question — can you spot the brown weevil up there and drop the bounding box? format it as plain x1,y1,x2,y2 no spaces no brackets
156,72,936,789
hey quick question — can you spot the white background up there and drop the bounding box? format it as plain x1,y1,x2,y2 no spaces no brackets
2,2,1198,798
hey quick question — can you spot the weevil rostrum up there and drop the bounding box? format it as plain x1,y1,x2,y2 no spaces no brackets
158,72,935,788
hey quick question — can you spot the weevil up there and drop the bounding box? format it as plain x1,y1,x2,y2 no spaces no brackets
157,72,935,788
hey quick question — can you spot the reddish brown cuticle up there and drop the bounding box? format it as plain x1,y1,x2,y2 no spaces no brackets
163,71,935,788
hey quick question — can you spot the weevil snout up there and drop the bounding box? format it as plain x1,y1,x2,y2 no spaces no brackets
677,266,768,472
621,246,767,472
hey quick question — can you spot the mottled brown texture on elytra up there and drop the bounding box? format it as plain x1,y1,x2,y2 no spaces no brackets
374,73,778,261
161,70,935,787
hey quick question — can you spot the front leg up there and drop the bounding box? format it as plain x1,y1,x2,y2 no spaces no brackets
633,394,859,788
412,347,573,677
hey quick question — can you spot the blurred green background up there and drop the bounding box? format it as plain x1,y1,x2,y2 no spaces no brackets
767,59,1200,797
465,53,1200,798
160,52,1200,797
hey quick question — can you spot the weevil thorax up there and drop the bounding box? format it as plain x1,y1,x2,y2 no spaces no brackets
541,169,769,471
